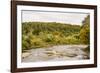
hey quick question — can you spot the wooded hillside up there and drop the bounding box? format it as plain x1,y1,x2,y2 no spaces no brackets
22,15,90,51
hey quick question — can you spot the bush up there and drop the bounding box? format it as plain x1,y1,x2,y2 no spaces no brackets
63,36,81,44
22,40,29,50
28,35,47,48
22,35,30,50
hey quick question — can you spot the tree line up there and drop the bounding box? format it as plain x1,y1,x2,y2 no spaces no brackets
22,15,90,52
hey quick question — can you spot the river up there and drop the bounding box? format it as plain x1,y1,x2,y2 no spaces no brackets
22,45,89,62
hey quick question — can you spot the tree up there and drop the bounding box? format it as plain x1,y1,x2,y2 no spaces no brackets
80,15,90,44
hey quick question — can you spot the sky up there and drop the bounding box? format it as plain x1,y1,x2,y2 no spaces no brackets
22,10,89,25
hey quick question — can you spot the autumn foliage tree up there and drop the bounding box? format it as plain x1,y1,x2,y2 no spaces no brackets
80,15,90,44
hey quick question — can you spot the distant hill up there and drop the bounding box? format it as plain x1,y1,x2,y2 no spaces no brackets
22,22,81,36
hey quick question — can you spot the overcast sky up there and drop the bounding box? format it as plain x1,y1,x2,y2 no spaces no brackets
22,10,89,25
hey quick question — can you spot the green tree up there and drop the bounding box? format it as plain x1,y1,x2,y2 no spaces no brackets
80,15,90,44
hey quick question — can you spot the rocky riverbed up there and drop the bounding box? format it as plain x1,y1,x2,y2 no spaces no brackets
22,45,89,62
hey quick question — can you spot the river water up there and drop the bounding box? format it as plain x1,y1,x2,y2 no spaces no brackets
22,45,89,62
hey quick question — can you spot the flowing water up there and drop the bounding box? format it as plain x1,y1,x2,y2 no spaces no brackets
22,45,89,62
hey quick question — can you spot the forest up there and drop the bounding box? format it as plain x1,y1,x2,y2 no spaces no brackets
22,15,90,52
